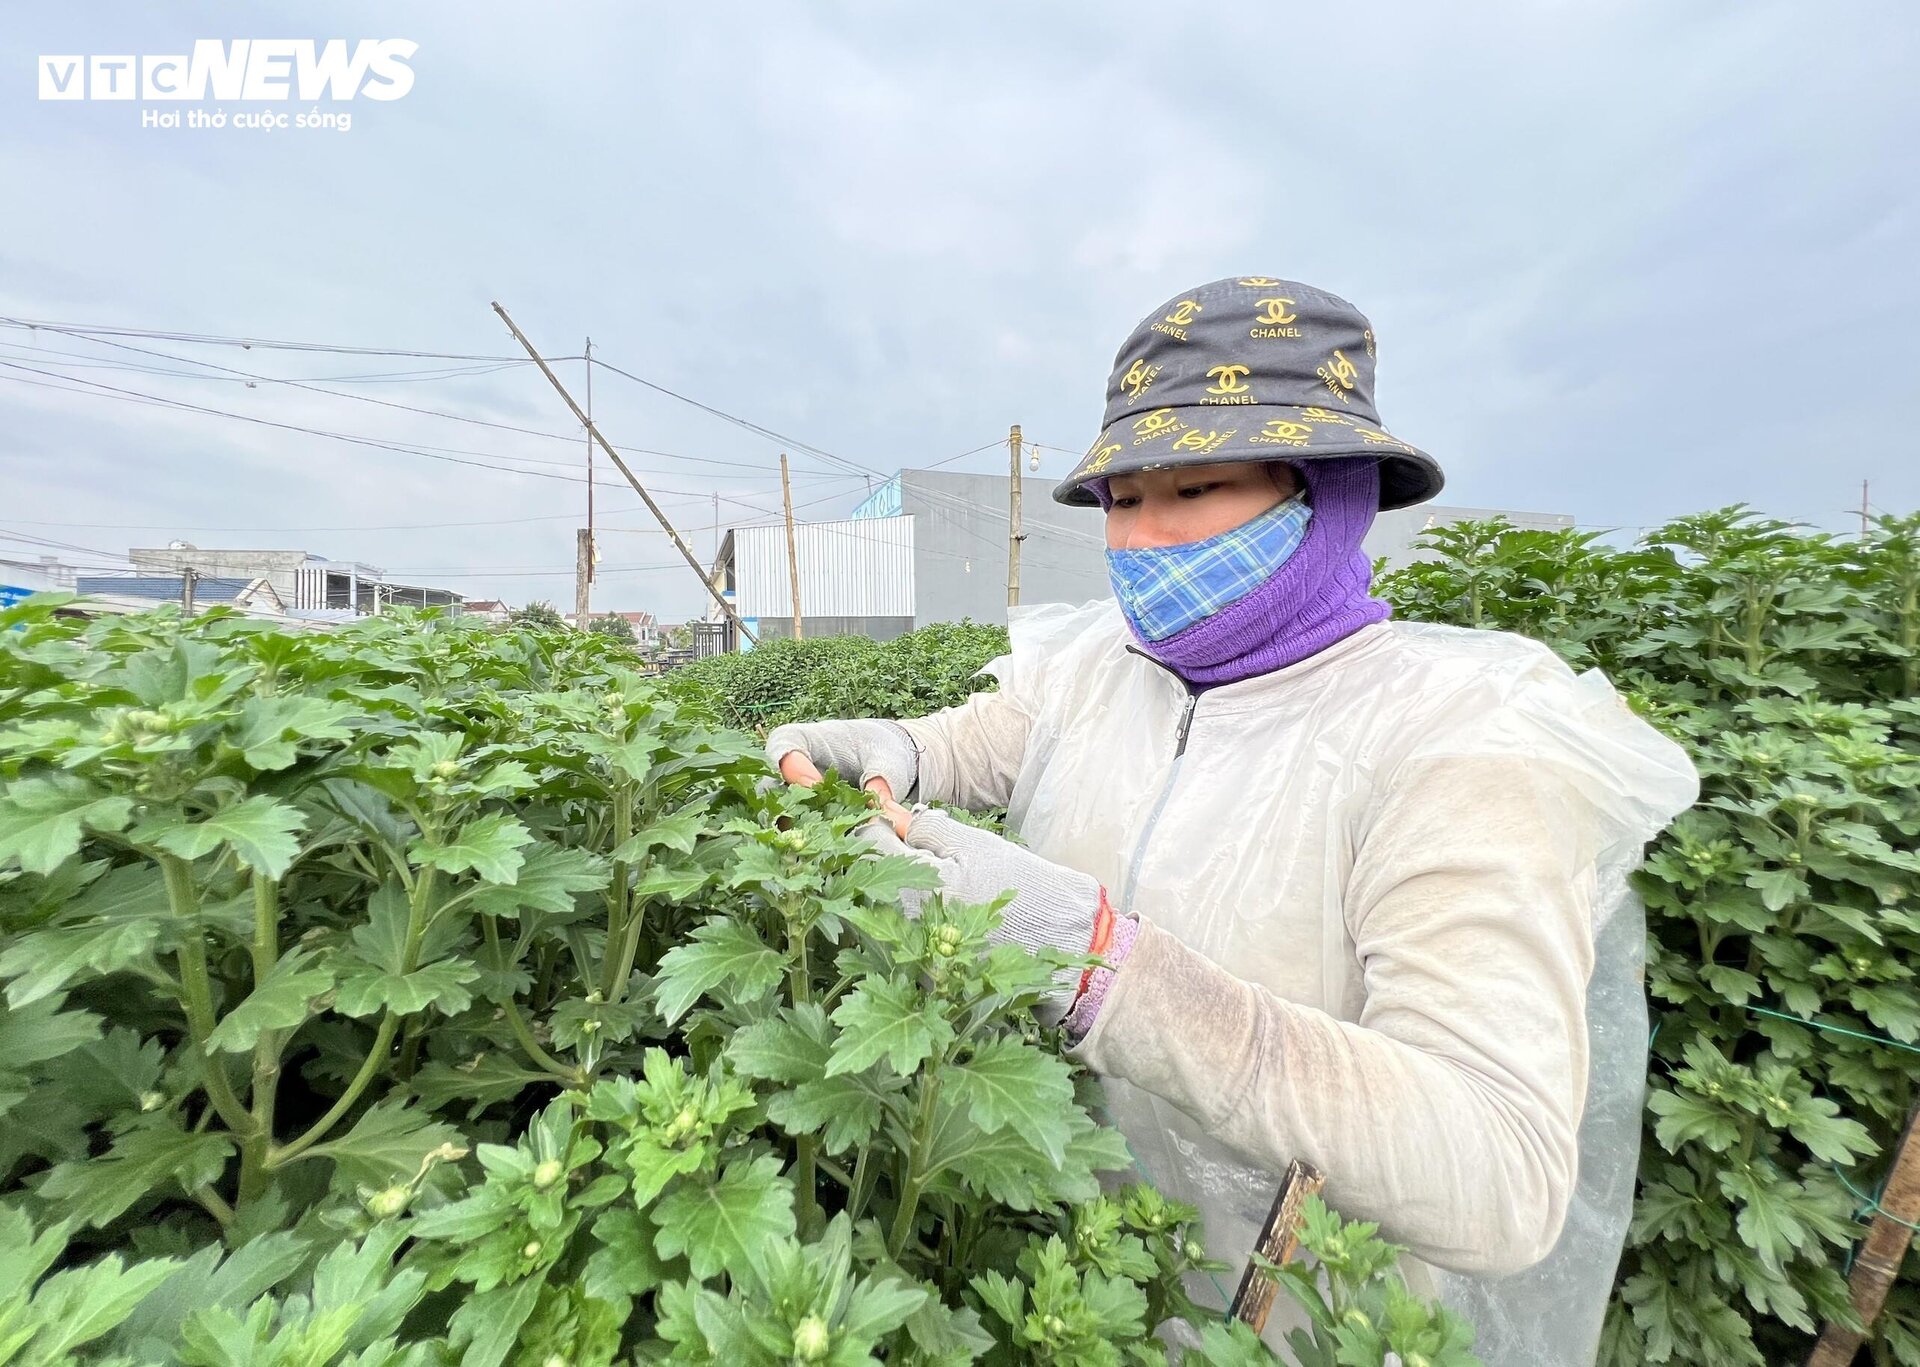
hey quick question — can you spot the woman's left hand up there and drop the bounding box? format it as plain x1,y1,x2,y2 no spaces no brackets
864,809,1108,1020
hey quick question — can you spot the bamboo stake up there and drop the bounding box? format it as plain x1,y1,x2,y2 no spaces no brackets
1807,1107,1920,1367
780,453,804,641
1229,1159,1327,1336
491,303,754,644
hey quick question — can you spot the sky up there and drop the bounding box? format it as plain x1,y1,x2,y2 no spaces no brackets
4,2,1916,621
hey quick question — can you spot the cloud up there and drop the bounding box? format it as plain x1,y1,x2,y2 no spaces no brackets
2,0,1915,618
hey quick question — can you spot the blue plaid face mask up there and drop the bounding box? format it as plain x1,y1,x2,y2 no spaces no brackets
1106,495,1313,643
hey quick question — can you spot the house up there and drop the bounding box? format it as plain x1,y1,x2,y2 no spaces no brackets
128,545,461,619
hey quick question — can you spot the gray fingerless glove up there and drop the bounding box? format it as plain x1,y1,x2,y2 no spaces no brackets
765,718,919,798
870,809,1102,1023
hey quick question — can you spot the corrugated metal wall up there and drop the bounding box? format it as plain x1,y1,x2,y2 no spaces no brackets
731,516,915,619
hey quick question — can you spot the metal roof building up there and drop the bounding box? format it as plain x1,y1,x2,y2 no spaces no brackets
710,516,915,648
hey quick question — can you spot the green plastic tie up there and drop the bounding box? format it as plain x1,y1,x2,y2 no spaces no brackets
1742,1003,1920,1056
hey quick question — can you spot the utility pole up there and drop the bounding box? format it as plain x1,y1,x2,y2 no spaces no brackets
585,336,595,586
1862,480,1871,540
180,565,197,617
780,453,804,641
575,529,593,631
1006,423,1025,609
491,303,754,643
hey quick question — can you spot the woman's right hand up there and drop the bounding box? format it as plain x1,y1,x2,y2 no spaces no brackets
764,719,919,808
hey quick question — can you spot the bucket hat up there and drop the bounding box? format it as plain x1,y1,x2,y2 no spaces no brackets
1052,276,1444,510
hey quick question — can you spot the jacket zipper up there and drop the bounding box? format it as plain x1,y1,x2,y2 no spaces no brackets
1121,649,1199,906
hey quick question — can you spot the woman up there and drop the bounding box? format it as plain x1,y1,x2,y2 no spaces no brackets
769,277,1698,1364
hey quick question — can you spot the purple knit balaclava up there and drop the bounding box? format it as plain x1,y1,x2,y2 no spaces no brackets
1094,458,1390,687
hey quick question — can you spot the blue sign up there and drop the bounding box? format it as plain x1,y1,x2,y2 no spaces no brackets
0,585,36,609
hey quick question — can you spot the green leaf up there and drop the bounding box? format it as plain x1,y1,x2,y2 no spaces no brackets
1647,1086,1743,1154
0,918,160,1010
767,1074,893,1156
137,796,308,878
727,1003,832,1084
1718,1165,1810,1270
447,1272,544,1367
653,918,785,1025
468,843,608,919
1783,1093,1876,1163
943,1035,1075,1166
336,957,478,1019
611,811,705,861
826,976,953,1078
109,1231,312,1356
1746,868,1806,913
332,879,478,1018
412,1054,556,1118
0,777,134,875
582,1207,668,1303
204,948,334,1053
37,1124,233,1228
411,812,534,885
0,994,102,1070
650,1154,796,1281
628,862,712,902
838,1275,931,1347
306,1099,467,1192
22,1251,182,1361
230,694,358,770
826,854,944,907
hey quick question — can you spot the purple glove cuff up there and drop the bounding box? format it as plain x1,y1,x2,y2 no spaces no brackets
1063,912,1140,1041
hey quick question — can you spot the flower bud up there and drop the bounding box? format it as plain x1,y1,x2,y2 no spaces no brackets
791,1314,831,1361
532,1159,564,1189
365,1186,411,1219
522,1240,542,1259
139,1090,166,1113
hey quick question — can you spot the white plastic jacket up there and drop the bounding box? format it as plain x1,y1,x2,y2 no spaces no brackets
897,601,1698,1365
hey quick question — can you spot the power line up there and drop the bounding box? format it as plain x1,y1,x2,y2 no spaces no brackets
0,363,849,513
0,316,543,362
587,355,888,482
2,329,856,482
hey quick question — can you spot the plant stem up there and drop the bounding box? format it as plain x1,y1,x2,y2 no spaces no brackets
483,917,581,1082
238,873,283,1204
787,907,818,1234
888,1072,943,1262
159,853,253,1135
270,864,448,1165
192,1185,235,1228
268,1014,400,1167
849,1142,877,1222
601,784,634,1000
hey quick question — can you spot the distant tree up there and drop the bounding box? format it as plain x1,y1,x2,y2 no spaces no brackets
510,600,565,628
665,624,693,651
589,613,636,643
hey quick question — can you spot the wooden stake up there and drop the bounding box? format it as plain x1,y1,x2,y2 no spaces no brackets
1229,1159,1327,1336
1807,1107,1920,1367
1006,424,1024,609
491,303,754,644
780,453,804,642
180,565,197,617
574,528,592,631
